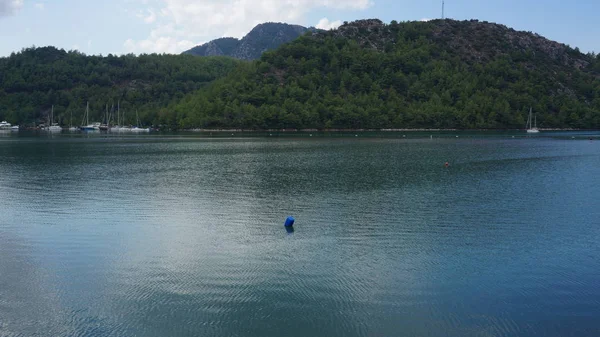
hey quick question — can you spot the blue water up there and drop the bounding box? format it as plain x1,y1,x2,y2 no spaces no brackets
1,132,599,336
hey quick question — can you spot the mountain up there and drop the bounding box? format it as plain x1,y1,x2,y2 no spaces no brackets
0,47,240,126
183,22,312,60
170,19,600,129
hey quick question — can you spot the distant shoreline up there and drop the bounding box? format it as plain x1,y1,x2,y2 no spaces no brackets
184,128,589,132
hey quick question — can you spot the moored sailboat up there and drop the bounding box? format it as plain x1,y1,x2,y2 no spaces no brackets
44,105,62,132
526,107,540,134
68,109,78,132
130,110,150,132
110,101,130,132
79,102,101,132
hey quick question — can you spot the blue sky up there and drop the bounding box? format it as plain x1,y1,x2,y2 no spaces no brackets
0,0,598,56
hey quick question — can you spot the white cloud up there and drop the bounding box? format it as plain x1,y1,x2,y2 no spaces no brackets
34,2,44,10
316,18,342,30
0,0,23,16
420,18,431,22
124,0,373,54
124,37,196,54
137,8,157,24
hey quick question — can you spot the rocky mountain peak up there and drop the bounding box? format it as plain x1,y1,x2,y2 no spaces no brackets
183,23,312,60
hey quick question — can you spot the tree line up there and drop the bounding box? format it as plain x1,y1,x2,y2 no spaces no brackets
0,46,240,126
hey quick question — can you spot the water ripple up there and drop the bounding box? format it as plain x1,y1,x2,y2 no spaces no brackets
1,134,600,336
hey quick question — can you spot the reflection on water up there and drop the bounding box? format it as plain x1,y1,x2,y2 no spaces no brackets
1,132,600,337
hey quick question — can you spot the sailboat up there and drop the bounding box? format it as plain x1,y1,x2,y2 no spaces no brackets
526,107,540,133
99,104,111,131
79,102,100,131
130,110,150,132
46,105,62,132
68,109,78,132
110,100,129,132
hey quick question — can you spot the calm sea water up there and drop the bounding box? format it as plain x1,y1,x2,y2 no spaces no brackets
1,131,599,337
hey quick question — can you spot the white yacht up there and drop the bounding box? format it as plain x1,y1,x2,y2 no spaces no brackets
0,121,12,130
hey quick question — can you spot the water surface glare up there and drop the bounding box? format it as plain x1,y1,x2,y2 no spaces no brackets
1,133,600,337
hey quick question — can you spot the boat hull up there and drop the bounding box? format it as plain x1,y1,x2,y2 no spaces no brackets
130,128,150,132
45,126,63,132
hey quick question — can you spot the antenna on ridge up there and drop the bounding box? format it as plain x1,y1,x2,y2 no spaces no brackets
442,0,445,19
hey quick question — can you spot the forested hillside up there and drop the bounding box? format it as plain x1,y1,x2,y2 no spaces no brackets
171,19,600,129
3,20,600,130
0,47,240,126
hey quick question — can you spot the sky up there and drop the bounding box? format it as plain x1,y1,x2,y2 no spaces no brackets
0,0,598,57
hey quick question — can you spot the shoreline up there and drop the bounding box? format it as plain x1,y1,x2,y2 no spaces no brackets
184,128,589,132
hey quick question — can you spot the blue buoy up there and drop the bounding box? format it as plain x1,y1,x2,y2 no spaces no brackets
284,216,295,227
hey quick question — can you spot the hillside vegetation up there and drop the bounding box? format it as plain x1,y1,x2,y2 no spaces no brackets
0,47,240,126
172,19,600,129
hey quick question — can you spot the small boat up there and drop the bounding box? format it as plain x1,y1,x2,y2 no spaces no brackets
47,124,62,132
11,125,19,131
0,121,12,130
526,107,540,133
80,122,101,132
